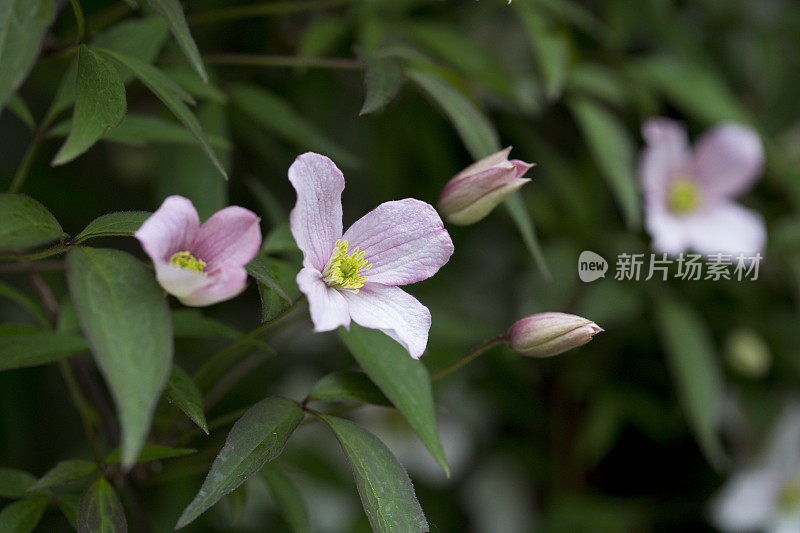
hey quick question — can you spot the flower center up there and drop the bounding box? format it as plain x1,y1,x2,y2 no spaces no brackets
169,250,207,274
778,478,800,513
322,239,371,292
667,177,701,214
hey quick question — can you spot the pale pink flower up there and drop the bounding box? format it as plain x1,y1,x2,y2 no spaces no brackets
507,312,602,358
640,118,765,255
135,196,261,307
438,147,533,226
289,153,454,358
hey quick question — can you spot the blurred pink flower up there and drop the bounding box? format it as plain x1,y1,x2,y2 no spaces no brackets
639,118,765,255
135,196,261,307
438,147,533,225
289,152,454,358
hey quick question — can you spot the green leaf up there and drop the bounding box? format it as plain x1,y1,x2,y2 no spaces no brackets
5,94,35,130
568,97,640,229
73,211,150,244
229,82,359,169
0,468,37,498
105,444,195,465
0,331,88,372
262,467,311,533
339,324,449,476
97,48,227,179
164,65,226,103
52,46,127,166
653,294,727,469
407,66,499,160
0,193,63,252
307,370,391,406
171,310,239,341
319,415,428,533
57,495,80,529
165,365,208,434
0,280,49,327
176,397,304,529
516,1,572,101
76,477,126,533
0,0,55,113
28,461,98,491
503,194,552,281
67,247,173,469
146,0,208,82
360,55,404,115
254,258,300,323
0,499,48,533
629,56,749,126
246,254,291,303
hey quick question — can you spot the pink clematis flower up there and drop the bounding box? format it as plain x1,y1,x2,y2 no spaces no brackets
135,196,262,307
289,153,454,358
640,118,766,256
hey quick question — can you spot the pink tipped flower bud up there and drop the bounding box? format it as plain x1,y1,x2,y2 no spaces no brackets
507,312,602,358
438,147,534,225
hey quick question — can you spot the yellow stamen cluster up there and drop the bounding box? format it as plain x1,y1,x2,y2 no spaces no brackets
169,250,207,274
667,178,701,214
322,239,372,292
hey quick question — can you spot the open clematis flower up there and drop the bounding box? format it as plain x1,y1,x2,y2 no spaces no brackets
135,196,261,307
289,153,454,358
710,406,800,532
640,118,765,256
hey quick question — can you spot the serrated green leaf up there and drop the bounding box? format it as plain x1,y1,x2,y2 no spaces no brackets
0,193,63,252
29,460,98,491
5,94,34,130
52,46,127,166
76,477,126,533
360,55,404,115
407,67,499,160
654,294,727,470
97,48,227,179
165,365,208,434
0,331,88,372
73,211,150,244
307,370,391,406
569,97,640,229
67,247,173,469
319,415,428,533
246,254,291,303
105,444,195,465
262,467,311,533
0,468,37,498
146,0,208,82
339,324,449,476
229,82,358,169
0,499,48,533
176,397,304,529
0,0,55,114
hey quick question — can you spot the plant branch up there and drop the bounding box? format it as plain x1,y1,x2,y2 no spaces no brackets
430,335,508,382
189,0,356,26
200,53,363,70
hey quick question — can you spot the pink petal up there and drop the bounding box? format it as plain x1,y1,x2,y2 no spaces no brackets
191,206,262,271
645,206,692,254
180,266,249,307
296,267,350,332
154,262,211,299
342,283,431,358
685,201,766,256
453,147,513,181
693,123,764,198
288,153,345,271
342,199,454,286
135,196,200,263
709,468,779,532
639,118,692,201
438,165,530,225
510,159,534,178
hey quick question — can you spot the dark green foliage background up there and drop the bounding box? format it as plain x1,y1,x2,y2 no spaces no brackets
2,0,800,531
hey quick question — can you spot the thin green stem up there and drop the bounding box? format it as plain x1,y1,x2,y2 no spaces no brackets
201,53,363,70
193,295,305,387
189,0,356,26
68,0,86,43
0,241,71,262
430,335,508,382
8,134,43,193
59,360,103,463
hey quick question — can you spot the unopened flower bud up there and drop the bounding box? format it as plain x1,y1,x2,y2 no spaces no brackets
438,147,533,225
724,328,771,379
507,312,602,358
